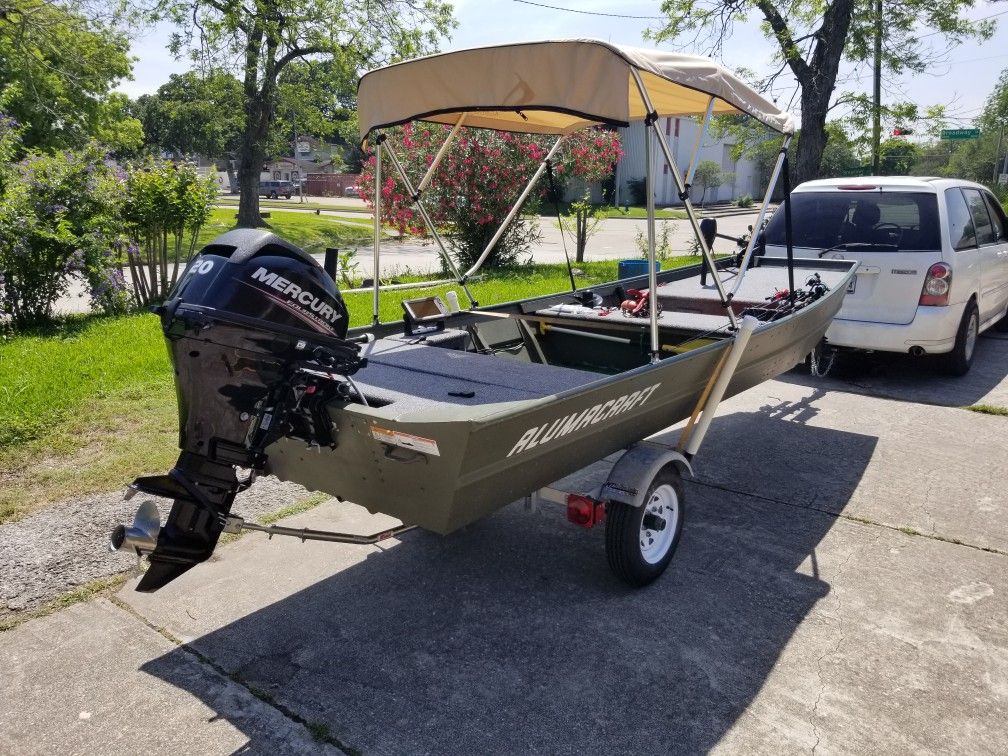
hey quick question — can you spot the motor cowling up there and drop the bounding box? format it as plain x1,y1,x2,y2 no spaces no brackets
165,228,349,341
129,229,361,592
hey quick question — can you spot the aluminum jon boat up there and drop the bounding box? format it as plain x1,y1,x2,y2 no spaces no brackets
113,40,857,591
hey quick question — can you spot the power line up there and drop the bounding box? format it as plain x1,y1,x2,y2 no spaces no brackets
509,0,664,20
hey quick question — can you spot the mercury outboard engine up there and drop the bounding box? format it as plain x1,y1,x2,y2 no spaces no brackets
117,229,367,591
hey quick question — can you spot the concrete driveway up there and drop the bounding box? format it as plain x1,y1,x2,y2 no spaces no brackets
2,342,1007,755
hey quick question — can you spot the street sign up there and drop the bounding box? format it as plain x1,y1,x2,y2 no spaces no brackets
941,128,981,140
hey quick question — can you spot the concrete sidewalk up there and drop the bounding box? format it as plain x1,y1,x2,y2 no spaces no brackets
2,375,1006,755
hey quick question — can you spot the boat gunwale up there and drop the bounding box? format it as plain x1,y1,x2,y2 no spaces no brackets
339,258,858,427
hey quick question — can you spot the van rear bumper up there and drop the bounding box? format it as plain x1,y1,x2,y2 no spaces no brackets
826,302,966,354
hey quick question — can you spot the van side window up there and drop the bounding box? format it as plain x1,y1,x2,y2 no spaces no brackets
945,188,976,250
981,191,1007,242
963,188,995,245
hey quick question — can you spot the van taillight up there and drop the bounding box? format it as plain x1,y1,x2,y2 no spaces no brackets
919,262,952,306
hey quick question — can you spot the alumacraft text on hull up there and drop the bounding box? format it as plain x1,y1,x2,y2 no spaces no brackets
112,40,857,591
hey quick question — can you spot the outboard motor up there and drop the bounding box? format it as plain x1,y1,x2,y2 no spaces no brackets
117,229,367,591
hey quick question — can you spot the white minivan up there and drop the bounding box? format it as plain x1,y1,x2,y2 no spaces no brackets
763,177,1008,374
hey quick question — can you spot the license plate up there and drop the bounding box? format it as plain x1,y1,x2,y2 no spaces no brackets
846,277,857,294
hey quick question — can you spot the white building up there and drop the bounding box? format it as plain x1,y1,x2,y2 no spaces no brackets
614,119,761,206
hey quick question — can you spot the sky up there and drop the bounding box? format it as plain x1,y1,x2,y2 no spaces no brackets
117,0,1008,132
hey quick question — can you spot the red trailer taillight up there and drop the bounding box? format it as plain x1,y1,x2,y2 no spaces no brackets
919,262,952,306
566,495,605,528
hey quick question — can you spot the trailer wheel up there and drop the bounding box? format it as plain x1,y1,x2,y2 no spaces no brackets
605,465,684,586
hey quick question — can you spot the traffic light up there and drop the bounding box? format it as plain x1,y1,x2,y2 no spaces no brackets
892,127,913,136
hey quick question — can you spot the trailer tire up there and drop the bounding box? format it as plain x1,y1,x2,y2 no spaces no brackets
605,465,684,587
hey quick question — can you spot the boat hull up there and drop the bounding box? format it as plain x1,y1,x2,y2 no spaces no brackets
266,260,855,533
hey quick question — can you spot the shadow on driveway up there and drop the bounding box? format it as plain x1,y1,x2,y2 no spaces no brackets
776,333,1008,408
139,414,877,755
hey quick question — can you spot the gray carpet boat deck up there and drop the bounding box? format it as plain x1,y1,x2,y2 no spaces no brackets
351,335,600,415
534,263,850,333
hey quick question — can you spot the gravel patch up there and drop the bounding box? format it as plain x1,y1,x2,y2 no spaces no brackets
0,475,309,621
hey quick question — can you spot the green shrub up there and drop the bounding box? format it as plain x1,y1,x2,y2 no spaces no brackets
0,143,126,327
634,220,679,261
736,194,754,208
121,160,217,306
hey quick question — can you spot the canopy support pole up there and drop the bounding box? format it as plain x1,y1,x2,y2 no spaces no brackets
632,70,738,330
462,135,567,280
380,138,477,308
731,135,792,295
372,135,383,326
782,152,796,303
417,113,466,194
644,124,660,363
684,97,716,186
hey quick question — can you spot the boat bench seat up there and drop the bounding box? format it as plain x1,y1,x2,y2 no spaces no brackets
350,336,599,413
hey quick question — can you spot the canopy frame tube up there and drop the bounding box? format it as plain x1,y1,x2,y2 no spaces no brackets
731,135,792,295
418,113,466,194
645,126,660,362
372,135,383,326
684,97,715,187
380,137,477,308
632,69,739,331
462,135,567,280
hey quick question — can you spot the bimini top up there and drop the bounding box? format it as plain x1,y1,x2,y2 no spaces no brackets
358,39,795,141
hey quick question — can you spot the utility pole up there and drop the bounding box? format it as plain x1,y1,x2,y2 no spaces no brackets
994,125,1004,185
871,0,882,174
292,116,304,203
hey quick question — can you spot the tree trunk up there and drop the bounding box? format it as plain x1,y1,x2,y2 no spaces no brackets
236,130,265,227
757,0,854,186
793,87,831,185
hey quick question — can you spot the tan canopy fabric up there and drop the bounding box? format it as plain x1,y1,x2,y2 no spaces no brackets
358,39,795,141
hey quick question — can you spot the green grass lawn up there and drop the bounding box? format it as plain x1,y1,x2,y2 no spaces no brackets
594,205,688,220
215,197,370,214
0,315,177,523
0,256,707,524
199,208,375,252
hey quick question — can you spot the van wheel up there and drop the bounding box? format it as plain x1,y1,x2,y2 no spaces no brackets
269,191,277,199
943,301,979,376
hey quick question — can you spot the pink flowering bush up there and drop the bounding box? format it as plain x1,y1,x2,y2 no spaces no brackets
360,124,622,269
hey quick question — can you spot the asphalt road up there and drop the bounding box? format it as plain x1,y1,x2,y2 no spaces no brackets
2,335,1007,755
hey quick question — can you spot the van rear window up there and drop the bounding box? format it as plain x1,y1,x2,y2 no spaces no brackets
764,191,941,252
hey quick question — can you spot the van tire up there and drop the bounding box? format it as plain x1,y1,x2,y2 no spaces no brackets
995,307,1008,332
942,300,979,376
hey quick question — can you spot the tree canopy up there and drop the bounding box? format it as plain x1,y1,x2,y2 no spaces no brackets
152,0,455,226
650,0,994,183
0,0,141,152
134,71,245,159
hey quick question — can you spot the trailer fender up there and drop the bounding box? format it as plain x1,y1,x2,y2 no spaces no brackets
600,441,693,508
